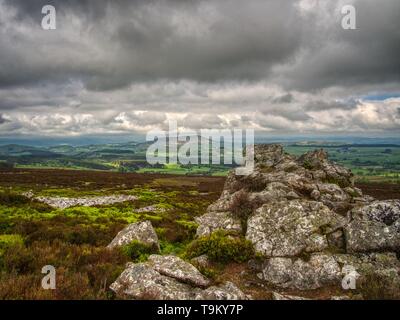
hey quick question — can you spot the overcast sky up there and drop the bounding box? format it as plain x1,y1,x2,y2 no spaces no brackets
0,0,399,139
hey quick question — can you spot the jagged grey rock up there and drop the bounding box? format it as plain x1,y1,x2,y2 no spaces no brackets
107,220,160,251
148,255,210,287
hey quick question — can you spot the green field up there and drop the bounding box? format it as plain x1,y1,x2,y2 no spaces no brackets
1,142,400,183
285,144,400,183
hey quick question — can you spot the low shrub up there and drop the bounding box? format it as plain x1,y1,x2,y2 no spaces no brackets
120,240,155,262
0,234,24,251
0,191,52,212
184,230,255,263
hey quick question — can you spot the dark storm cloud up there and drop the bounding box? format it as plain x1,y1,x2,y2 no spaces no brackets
1,0,302,90
280,0,400,91
0,0,400,136
2,0,399,91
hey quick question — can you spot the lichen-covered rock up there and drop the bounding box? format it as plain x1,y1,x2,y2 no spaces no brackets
261,254,342,290
297,149,353,188
110,262,200,299
148,255,210,287
272,292,311,300
195,211,242,237
253,144,285,166
353,200,400,230
345,200,400,253
246,200,346,256
110,260,247,300
107,220,160,251
195,282,247,300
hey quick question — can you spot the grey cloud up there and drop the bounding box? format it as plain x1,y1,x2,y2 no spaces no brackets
0,0,399,137
304,99,360,112
0,114,10,124
272,93,294,104
1,0,302,90
279,0,400,91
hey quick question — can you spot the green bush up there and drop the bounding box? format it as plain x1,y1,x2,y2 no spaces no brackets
0,192,30,206
0,191,52,212
184,230,254,263
120,240,155,262
0,234,24,251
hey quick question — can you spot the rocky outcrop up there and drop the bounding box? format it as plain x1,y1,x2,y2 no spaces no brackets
196,144,400,295
32,194,137,209
110,256,246,300
107,220,160,251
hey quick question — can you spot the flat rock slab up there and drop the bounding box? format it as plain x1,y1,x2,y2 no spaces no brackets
148,254,210,287
35,194,137,209
110,262,200,300
107,220,160,251
110,261,247,300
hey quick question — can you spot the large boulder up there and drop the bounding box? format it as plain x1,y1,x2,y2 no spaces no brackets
107,220,160,251
246,200,346,256
110,258,247,300
345,200,400,253
261,254,341,290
